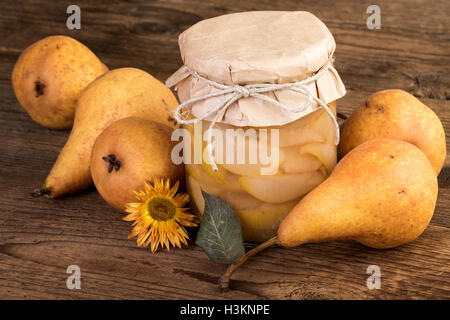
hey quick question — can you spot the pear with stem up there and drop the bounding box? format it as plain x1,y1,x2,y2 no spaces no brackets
220,139,438,289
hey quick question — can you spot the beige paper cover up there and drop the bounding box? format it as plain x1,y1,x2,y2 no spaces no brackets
166,11,346,127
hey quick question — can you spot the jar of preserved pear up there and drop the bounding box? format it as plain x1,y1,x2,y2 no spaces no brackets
166,11,346,243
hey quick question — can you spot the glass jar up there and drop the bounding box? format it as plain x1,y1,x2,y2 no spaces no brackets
166,11,346,243
185,101,337,243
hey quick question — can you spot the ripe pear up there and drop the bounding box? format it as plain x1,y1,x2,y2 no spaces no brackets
12,35,108,129
90,117,185,211
40,67,179,198
220,138,438,289
339,89,446,175
277,138,438,248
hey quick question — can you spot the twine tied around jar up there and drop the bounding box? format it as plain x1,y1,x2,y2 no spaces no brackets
173,59,340,172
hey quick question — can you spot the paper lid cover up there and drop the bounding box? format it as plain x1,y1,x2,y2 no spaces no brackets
166,11,346,127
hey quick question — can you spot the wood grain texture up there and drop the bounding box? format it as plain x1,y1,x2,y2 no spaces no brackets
0,0,449,300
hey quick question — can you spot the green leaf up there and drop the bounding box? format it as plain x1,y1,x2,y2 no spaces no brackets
195,190,245,264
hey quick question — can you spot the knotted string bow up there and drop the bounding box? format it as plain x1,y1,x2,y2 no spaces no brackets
173,60,340,172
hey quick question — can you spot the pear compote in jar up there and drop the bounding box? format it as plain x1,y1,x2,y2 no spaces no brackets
166,11,346,243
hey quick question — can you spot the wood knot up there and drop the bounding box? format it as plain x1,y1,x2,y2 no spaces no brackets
414,73,450,100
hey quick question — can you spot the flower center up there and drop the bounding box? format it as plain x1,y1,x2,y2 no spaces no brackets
147,197,177,221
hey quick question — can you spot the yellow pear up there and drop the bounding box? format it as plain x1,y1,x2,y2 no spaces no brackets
220,139,438,289
90,117,184,211
277,138,437,248
339,89,446,175
12,35,108,129
40,68,179,198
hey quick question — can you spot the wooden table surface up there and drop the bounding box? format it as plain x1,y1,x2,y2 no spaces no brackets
1,0,449,300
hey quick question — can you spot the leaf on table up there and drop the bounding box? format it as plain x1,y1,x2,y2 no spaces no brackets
195,190,245,264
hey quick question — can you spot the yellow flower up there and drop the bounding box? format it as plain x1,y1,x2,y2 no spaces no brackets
124,178,197,253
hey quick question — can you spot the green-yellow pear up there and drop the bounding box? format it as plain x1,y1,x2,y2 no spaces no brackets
40,68,179,198
220,138,438,289
339,89,446,175
12,35,108,129
90,117,185,211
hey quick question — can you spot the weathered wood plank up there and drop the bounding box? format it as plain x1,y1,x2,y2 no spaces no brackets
0,224,448,299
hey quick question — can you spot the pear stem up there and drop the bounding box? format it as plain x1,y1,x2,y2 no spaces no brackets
31,188,50,198
219,236,279,290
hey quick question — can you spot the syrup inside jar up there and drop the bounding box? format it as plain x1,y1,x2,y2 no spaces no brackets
185,101,337,243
